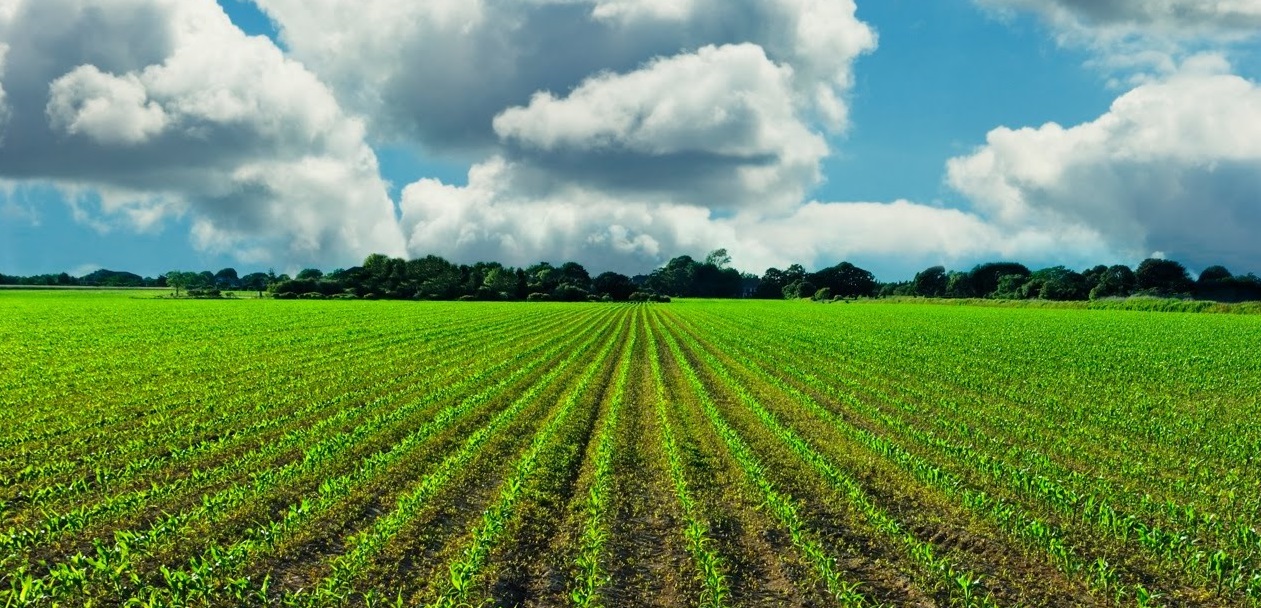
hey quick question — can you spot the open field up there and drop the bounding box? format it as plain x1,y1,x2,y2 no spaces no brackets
2,292,1260,607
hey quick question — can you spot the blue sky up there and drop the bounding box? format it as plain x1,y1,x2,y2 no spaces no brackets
2,0,1259,280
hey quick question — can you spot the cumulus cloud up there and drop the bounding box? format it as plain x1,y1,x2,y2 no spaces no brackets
254,0,874,159
401,157,1115,277
492,43,827,212
976,0,1261,77
0,0,404,266
948,59,1261,271
252,0,891,270
46,65,169,145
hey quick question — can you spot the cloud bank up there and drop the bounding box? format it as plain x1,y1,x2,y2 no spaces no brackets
252,0,1116,275
0,0,404,267
398,156,1114,276
948,57,1261,272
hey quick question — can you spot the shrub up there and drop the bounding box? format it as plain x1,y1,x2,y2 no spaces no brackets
186,288,223,298
553,284,591,302
526,292,552,302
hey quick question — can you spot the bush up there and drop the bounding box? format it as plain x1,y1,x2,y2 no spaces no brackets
274,292,297,300
186,288,223,298
812,287,832,301
526,292,552,302
553,284,591,302
651,294,672,303
457,295,478,302
782,280,816,300
331,293,357,300
299,292,326,300
629,291,653,302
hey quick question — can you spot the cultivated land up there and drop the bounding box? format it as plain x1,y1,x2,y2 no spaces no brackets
2,292,1260,607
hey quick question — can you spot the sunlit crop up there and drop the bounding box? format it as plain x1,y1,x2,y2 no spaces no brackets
2,291,1259,607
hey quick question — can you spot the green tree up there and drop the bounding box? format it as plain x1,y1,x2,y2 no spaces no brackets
912,266,948,297
945,271,975,298
1136,258,1193,296
1197,265,1232,285
993,274,1029,299
705,248,732,269
593,272,636,301
810,262,877,299
968,262,1031,298
483,266,518,299
166,271,195,297
782,279,816,300
214,267,240,288
1089,265,1136,300
755,268,789,299
1022,266,1087,301
240,272,271,297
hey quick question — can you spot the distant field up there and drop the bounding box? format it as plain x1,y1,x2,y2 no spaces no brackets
3,291,1260,607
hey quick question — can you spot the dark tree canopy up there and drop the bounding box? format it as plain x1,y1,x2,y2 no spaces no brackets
912,266,948,298
754,267,788,299
8,246,1261,306
1136,258,1194,296
1089,265,1137,300
295,268,324,281
945,271,975,298
1198,265,1233,285
643,251,741,298
809,262,877,299
1022,266,1088,301
593,272,636,301
968,262,1031,298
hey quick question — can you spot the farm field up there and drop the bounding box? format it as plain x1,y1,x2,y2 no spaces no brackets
2,292,1261,607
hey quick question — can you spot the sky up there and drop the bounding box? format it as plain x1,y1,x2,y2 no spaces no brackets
1,0,1259,281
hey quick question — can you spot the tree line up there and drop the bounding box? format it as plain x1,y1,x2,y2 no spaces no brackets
4,250,1259,303
880,259,1261,303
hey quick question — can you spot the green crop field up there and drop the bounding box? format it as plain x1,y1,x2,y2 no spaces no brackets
2,291,1260,607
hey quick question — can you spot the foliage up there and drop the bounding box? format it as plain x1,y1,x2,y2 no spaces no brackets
1135,258,1194,296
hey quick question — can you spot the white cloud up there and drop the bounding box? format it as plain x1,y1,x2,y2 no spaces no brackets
978,0,1261,36
976,0,1261,77
401,157,1115,277
948,61,1261,271
47,65,169,145
253,0,875,144
590,0,697,22
493,43,827,212
250,0,894,271
0,0,405,267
